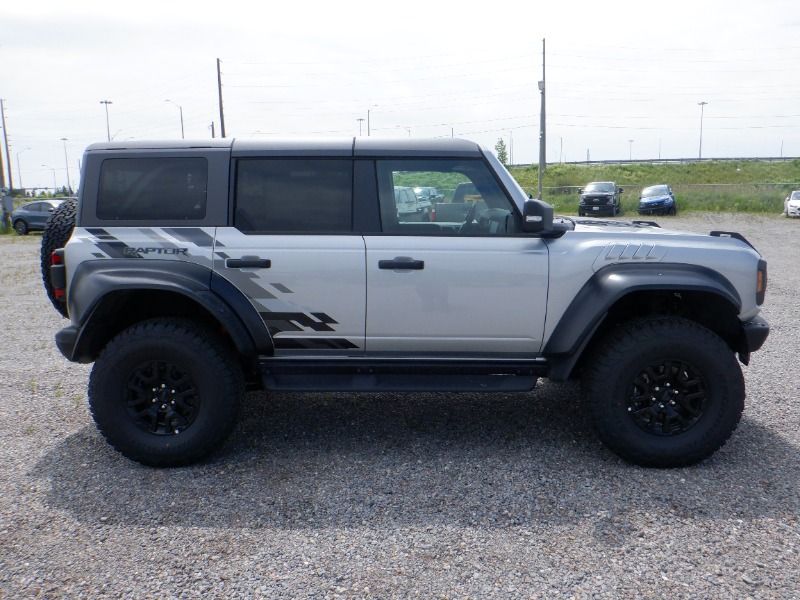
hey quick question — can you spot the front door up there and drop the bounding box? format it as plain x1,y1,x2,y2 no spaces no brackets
364,158,549,355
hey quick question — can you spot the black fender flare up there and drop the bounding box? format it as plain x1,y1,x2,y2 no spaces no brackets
544,262,742,380
65,260,273,362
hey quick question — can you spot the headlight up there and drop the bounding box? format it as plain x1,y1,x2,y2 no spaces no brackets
607,197,615,204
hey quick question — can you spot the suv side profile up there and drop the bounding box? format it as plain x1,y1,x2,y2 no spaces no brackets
578,181,623,217
44,138,769,469
11,199,63,235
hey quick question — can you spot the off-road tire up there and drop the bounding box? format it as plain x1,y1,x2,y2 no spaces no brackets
582,317,744,468
40,198,77,317
88,319,244,467
13,219,28,235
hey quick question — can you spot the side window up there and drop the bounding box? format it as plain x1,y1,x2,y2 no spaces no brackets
235,159,352,233
97,157,208,221
376,159,519,236
26,203,43,212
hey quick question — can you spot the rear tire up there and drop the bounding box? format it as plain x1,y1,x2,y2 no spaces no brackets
88,319,244,467
40,198,77,317
582,317,744,467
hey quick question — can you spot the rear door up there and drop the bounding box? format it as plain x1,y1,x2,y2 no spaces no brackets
213,157,366,354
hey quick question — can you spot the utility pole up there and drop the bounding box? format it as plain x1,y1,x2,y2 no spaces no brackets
780,139,784,158
697,101,708,159
658,138,662,160
217,58,226,137
42,165,57,193
60,138,71,192
367,109,371,136
100,100,113,142
559,137,563,163
628,139,634,161
537,38,546,200
586,148,590,162
451,127,454,138
356,118,365,136
210,122,216,138
509,130,514,165
0,99,13,190
16,147,30,189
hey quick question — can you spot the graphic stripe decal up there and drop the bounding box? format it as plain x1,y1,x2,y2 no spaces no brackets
259,312,338,334
162,228,215,247
274,338,359,350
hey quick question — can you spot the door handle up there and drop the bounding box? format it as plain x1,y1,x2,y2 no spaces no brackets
378,258,425,270
226,258,271,269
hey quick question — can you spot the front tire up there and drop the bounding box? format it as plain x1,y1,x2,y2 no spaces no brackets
88,319,244,467
582,317,744,467
13,219,28,235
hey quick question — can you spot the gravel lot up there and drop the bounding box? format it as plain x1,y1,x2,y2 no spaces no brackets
1,213,798,599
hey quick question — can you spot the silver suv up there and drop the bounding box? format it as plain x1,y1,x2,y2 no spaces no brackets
42,138,769,468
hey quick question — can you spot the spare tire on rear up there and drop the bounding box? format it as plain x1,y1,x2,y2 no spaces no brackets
41,198,77,318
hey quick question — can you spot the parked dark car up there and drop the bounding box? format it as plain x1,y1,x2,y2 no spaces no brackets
11,199,64,235
638,184,677,215
578,182,623,216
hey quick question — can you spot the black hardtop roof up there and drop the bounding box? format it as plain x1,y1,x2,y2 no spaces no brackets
86,137,483,158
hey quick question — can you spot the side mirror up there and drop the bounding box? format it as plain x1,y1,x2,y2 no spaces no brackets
48,207,55,212
619,187,624,193
522,199,553,234
577,188,583,194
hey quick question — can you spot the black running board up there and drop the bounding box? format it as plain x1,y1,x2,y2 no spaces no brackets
258,357,548,392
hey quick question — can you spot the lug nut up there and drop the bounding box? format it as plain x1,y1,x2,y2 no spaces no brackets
161,403,167,409
655,386,660,391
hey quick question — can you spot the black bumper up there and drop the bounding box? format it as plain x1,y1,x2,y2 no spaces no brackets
55,325,79,361
579,205,615,215
741,315,770,353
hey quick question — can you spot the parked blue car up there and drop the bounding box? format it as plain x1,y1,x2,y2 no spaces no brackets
11,199,64,235
638,184,677,216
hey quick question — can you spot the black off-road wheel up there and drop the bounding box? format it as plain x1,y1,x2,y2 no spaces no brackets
582,317,744,468
88,319,244,467
40,198,77,317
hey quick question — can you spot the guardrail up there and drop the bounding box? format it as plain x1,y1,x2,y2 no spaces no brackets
508,156,800,168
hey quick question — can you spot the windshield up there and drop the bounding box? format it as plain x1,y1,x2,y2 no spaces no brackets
642,185,669,197
791,191,800,200
584,182,615,193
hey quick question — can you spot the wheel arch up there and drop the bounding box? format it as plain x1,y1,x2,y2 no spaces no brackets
65,260,273,364
545,263,743,381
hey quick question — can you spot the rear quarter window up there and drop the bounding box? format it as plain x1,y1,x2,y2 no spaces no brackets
97,157,208,221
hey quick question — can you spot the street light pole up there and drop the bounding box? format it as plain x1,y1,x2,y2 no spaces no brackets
100,100,113,142
165,100,185,139
367,109,371,136
698,101,708,159
356,118,365,136
60,138,71,192
628,139,634,161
